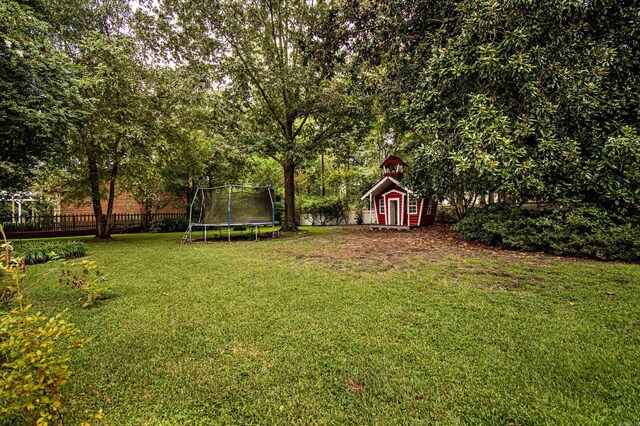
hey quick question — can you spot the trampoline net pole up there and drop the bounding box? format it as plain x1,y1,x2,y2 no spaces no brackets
268,187,275,238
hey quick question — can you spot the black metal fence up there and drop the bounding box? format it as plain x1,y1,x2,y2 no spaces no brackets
0,212,185,237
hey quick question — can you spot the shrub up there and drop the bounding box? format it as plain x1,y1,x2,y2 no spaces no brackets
301,196,348,226
12,241,86,265
149,217,188,233
354,199,370,225
1,227,89,424
435,205,459,224
454,203,640,261
0,308,88,424
59,259,111,308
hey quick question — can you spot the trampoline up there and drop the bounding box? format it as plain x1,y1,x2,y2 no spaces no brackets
182,185,278,243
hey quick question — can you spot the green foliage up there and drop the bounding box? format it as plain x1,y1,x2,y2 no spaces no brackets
422,1,639,214
0,0,79,191
0,227,88,425
435,206,459,224
301,196,348,226
351,0,640,216
149,217,188,233
273,197,284,224
155,0,364,230
454,204,640,261
0,308,87,424
13,241,86,265
58,259,110,308
148,67,248,213
46,1,163,239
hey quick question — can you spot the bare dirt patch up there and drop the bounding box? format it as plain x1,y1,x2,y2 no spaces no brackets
275,225,580,272
346,380,364,392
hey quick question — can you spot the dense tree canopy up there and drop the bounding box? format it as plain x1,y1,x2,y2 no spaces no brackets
2,0,640,235
348,0,640,216
0,0,79,190
154,0,362,230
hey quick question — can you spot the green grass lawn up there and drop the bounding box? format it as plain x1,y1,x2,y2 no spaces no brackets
19,227,640,424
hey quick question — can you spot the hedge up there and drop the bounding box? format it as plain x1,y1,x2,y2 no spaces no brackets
454,204,640,261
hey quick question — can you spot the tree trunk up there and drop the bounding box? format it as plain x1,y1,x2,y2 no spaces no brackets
320,153,325,197
144,200,152,231
281,156,298,231
102,158,119,239
86,142,107,239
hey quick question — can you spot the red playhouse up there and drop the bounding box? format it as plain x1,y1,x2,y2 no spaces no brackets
361,155,437,229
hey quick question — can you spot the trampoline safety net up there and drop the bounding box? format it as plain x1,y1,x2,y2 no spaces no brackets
200,186,273,225
182,185,277,243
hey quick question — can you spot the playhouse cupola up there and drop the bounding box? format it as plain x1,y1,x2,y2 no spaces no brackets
380,155,407,178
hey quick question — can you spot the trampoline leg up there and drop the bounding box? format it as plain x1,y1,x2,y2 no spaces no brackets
255,225,258,242
204,226,207,242
228,226,230,243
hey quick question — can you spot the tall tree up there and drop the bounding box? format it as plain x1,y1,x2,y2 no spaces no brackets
149,67,250,215
73,31,154,239
155,0,357,231
42,0,157,239
0,0,79,191
349,0,640,216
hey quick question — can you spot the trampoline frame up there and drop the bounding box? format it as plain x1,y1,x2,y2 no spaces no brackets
183,184,278,243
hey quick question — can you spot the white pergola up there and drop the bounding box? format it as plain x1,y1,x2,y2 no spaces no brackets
0,191,39,222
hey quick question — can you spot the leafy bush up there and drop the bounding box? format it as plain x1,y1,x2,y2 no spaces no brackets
0,308,88,424
454,204,640,261
435,205,459,224
1,228,89,424
13,241,86,265
149,217,188,233
59,259,111,308
301,196,348,226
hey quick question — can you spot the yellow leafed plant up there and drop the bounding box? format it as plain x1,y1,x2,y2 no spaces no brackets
0,226,89,425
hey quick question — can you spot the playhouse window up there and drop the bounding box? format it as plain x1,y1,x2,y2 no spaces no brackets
379,198,385,214
409,198,417,214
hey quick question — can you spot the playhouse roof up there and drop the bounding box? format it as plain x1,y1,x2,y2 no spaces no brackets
380,155,407,168
360,176,414,200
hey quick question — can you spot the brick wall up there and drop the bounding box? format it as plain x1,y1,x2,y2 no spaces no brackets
61,193,186,215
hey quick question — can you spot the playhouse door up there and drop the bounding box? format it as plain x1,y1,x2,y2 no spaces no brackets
388,200,398,225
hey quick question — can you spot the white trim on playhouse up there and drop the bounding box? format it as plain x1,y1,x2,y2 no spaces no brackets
382,189,404,226
380,188,405,198
361,176,414,200
417,196,425,226
408,197,418,214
